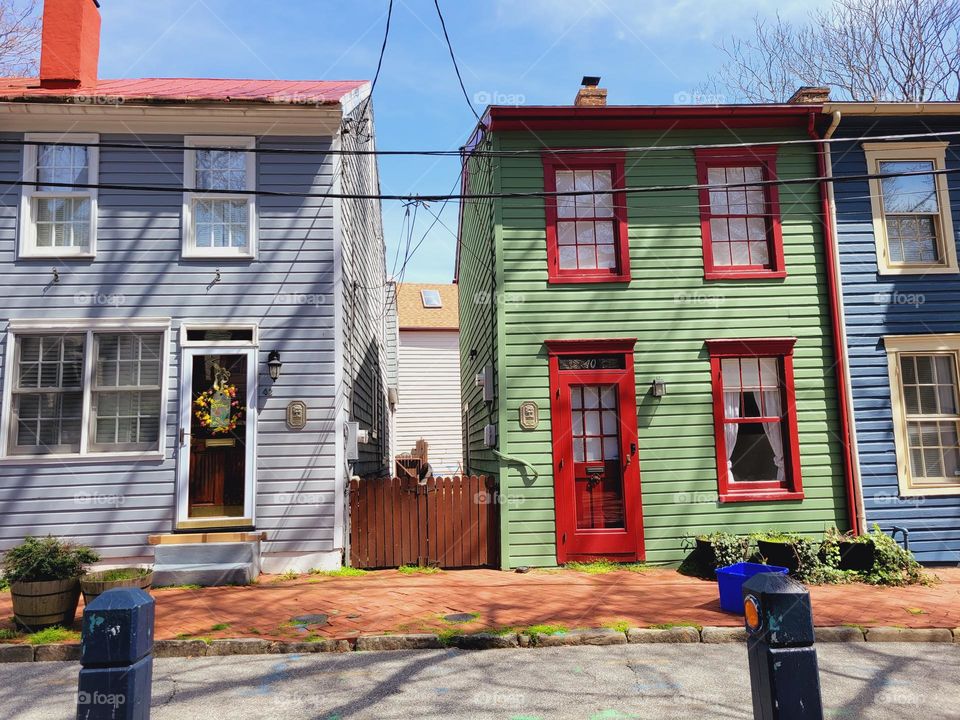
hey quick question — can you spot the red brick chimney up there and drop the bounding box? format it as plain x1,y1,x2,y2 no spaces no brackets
575,76,607,107
39,0,101,88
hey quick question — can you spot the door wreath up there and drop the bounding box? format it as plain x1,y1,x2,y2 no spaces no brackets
195,363,245,435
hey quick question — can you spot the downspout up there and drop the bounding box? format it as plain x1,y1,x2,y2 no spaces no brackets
810,109,864,534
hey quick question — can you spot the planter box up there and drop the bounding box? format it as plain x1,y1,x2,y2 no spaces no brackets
715,562,789,613
11,578,81,630
695,538,717,570
837,541,875,571
756,540,800,573
80,569,153,605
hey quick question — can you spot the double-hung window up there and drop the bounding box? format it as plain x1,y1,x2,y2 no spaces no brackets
542,152,630,283
885,335,960,495
19,133,99,257
706,338,803,502
864,142,957,274
183,137,256,258
3,324,168,459
696,147,785,280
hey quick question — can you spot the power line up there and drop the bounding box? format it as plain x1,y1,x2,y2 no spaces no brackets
432,0,483,124
4,128,960,158
355,0,394,126
6,163,960,202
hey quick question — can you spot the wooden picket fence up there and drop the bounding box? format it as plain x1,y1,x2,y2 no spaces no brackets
349,475,499,569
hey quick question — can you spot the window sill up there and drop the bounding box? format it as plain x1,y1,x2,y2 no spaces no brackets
877,264,959,276
547,273,631,285
704,270,787,281
719,490,804,503
897,484,960,497
0,451,165,465
182,249,255,261
19,249,95,260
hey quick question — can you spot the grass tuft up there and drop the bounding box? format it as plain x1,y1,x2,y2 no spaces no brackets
604,620,631,633
397,565,442,575
26,626,80,645
564,560,649,575
523,623,567,639
0,628,20,641
309,567,368,577
210,623,230,632
648,621,703,631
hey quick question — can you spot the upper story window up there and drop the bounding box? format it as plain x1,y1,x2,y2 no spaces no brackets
183,137,256,259
19,133,99,258
696,147,785,280
4,324,168,459
885,335,960,496
421,289,442,307
864,142,957,275
542,152,630,284
706,338,803,502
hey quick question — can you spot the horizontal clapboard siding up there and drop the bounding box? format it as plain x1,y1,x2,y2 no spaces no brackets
395,329,463,475
0,132,341,560
489,128,847,568
834,117,960,562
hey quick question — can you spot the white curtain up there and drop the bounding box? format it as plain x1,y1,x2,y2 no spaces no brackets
754,390,785,481
723,391,740,478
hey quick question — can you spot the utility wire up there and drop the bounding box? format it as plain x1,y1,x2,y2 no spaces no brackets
356,0,394,126
5,129,960,158
8,164,960,202
432,0,483,124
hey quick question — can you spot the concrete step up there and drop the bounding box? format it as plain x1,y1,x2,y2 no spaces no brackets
152,541,260,587
152,562,256,588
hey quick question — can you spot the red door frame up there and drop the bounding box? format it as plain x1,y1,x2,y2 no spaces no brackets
545,338,644,563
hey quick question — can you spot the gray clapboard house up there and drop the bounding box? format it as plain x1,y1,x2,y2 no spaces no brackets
0,0,394,582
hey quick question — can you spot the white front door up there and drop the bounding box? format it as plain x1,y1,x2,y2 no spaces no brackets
176,346,257,529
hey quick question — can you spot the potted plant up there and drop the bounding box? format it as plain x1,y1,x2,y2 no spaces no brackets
81,567,153,605
822,528,875,572
753,532,806,573
1,536,99,630
692,532,750,578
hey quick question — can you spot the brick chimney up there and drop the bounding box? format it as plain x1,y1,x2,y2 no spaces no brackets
39,0,101,88
787,86,830,105
575,76,607,107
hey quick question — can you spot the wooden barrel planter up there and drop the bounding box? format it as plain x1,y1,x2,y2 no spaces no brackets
10,578,81,630
80,569,153,605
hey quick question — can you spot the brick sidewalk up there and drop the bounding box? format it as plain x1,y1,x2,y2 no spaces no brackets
3,567,959,642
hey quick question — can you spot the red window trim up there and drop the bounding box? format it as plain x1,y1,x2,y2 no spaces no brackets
705,337,803,503
542,152,631,284
695,146,786,281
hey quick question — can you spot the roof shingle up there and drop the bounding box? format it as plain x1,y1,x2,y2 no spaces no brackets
397,283,459,330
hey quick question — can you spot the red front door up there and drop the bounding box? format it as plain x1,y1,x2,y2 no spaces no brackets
547,339,644,563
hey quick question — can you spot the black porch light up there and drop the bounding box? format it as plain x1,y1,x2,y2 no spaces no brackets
267,350,282,381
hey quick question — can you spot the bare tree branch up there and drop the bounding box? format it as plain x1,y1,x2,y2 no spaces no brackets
0,0,40,78
699,0,960,103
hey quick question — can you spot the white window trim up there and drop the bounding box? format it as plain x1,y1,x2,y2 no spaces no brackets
0,318,171,463
864,141,958,275
182,136,257,260
885,333,960,496
18,132,99,259
179,322,259,348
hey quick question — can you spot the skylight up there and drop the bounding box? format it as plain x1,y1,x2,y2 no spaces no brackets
420,289,442,308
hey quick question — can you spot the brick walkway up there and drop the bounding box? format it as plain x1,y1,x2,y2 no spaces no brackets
3,567,959,641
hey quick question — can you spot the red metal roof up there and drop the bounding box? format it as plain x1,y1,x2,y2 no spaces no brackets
0,77,368,105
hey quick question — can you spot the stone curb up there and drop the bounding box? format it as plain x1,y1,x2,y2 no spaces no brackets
4,626,958,662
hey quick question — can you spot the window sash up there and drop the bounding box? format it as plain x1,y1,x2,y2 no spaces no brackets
703,164,773,270
5,330,165,457
897,352,960,485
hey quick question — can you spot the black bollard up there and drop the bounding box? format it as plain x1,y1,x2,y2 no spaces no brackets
742,572,823,720
77,587,155,720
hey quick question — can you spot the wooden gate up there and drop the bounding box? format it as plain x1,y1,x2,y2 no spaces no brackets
349,475,498,569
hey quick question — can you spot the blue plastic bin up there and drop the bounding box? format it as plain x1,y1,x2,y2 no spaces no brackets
715,562,789,613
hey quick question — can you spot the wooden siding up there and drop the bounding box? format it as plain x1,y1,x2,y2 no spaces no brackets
338,104,390,477
485,128,848,568
0,131,344,561
395,329,463,475
833,117,960,562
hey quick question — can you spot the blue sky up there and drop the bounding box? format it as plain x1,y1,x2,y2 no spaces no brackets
93,0,828,283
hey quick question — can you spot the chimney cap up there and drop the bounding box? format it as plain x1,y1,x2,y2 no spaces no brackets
581,76,601,87
787,86,830,104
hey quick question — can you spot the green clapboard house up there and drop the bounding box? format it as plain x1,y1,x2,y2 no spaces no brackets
455,82,856,569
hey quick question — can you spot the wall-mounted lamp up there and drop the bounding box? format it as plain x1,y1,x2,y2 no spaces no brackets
267,350,283,381
651,378,667,398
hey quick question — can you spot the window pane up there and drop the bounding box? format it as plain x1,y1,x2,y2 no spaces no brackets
37,144,89,188
195,149,247,191
879,161,938,214
555,171,575,218
35,197,92,249
194,199,250,249
92,333,163,451
557,222,576,245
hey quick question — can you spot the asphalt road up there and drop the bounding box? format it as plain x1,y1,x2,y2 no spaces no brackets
2,643,958,719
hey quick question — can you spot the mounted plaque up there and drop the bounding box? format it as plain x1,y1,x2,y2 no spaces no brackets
519,400,539,430
287,400,307,430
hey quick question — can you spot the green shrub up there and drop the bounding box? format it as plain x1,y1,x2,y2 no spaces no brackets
84,568,150,583
1,536,99,583
860,525,928,586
